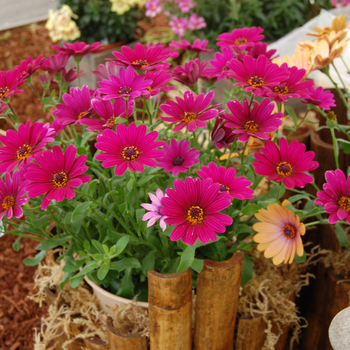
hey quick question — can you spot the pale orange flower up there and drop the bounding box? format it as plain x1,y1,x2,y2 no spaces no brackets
311,39,347,69
308,14,350,38
253,200,305,265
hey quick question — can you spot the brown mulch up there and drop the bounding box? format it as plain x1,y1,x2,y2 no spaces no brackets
0,234,48,350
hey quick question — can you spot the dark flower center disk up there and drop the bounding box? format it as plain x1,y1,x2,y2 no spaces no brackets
276,162,293,177
222,65,230,71
282,224,296,239
244,120,259,133
219,184,229,192
182,112,197,123
119,86,132,95
17,144,33,160
121,146,139,161
172,156,184,166
0,86,9,98
53,172,68,188
248,76,264,88
133,59,149,68
2,195,15,210
338,196,350,212
187,205,204,225
273,85,290,95
234,38,248,45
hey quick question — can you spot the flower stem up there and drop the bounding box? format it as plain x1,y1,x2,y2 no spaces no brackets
126,98,129,126
225,143,234,168
341,56,350,74
332,62,349,93
305,221,321,227
325,70,350,115
141,96,146,124
7,102,20,124
192,129,200,150
77,61,81,88
287,109,310,139
330,127,340,169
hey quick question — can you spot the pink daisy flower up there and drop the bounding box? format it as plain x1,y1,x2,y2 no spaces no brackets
211,117,235,149
95,122,164,176
157,139,200,176
245,42,277,61
222,98,284,142
143,70,175,100
41,53,69,75
15,55,44,78
205,47,237,81
160,90,222,132
52,41,103,57
169,39,212,53
25,145,91,210
92,63,121,81
0,171,29,220
161,177,233,245
80,98,134,131
53,85,93,126
61,67,85,84
187,13,206,30
176,0,196,13
108,43,171,71
97,66,152,100
173,58,208,87
315,169,350,224
0,68,27,101
217,27,264,50
145,0,163,17
227,55,290,96
169,16,188,37
264,64,314,102
197,162,254,200
252,138,319,189
141,189,167,231
51,119,66,138
301,86,336,110
0,120,55,173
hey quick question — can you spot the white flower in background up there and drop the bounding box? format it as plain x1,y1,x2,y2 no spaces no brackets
46,5,81,42
110,0,131,14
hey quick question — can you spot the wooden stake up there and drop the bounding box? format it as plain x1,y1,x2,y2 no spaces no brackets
148,268,192,350
193,252,244,350
106,317,147,350
235,315,266,350
83,336,108,350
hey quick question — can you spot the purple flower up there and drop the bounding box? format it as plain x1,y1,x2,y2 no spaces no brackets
211,117,235,149
141,189,167,231
169,39,212,53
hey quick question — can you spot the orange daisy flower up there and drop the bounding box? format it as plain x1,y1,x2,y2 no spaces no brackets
253,200,305,265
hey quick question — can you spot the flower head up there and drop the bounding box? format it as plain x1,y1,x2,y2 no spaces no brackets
80,98,134,131
228,55,290,96
253,200,305,265
109,43,171,70
25,145,91,210
187,13,206,30
143,70,175,99
157,139,200,176
98,66,152,100
95,122,164,176
169,39,212,53
301,86,336,110
0,68,27,101
176,0,196,13
217,27,264,50
173,58,208,87
222,98,283,142
253,138,319,189
92,63,121,81
211,117,235,149
15,55,44,78
0,171,29,220
141,189,167,230
160,90,222,132
245,42,277,60
145,0,162,17
197,162,254,200
53,85,93,126
61,67,84,84
161,177,233,245
52,41,103,57
41,53,70,75
0,120,55,173
205,47,236,81
169,16,188,37
315,169,350,224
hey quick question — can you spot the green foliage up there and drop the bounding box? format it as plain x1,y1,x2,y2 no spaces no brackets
58,0,145,43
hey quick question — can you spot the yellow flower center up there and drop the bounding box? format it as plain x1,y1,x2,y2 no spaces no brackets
2,195,15,210
276,162,293,177
0,86,10,99
133,59,149,68
187,206,204,225
119,86,132,95
172,156,184,166
17,144,33,160
182,112,197,123
247,76,264,88
244,120,259,133
121,146,139,161
234,38,248,45
53,172,68,188
77,111,87,119
106,116,116,127
273,85,290,95
147,86,152,92
338,196,350,212
282,224,296,239
219,184,229,193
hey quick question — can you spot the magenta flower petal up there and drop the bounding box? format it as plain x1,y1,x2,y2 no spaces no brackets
217,27,264,50
52,41,103,57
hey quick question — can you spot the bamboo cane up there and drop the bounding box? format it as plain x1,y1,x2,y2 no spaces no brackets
106,316,147,350
148,268,192,350
83,336,108,350
193,252,244,350
235,315,266,350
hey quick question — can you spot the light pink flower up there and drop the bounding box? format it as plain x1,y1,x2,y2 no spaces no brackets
176,0,196,13
145,0,162,17
141,189,167,231
169,16,188,37
187,13,206,30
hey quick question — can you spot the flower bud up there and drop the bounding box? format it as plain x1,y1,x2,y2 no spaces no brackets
326,111,338,128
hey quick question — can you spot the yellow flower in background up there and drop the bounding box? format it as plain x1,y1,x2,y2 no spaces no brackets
253,200,305,265
308,14,350,38
110,0,131,15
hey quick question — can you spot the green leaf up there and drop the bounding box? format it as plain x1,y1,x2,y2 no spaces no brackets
142,251,156,275
294,251,306,263
127,178,134,192
74,260,100,278
177,245,196,273
23,250,47,266
83,240,91,251
103,190,119,204
136,209,145,223
72,201,93,222
35,236,72,251
191,258,204,273
241,204,260,215
339,142,350,154
32,215,50,229
285,105,298,128
110,258,141,271
335,223,349,247
241,253,253,285
137,175,155,185
69,274,85,288
97,264,109,280
12,236,21,252
117,268,134,298
288,194,310,203
63,256,85,273
114,236,130,256
87,179,99,196
92,240,106,254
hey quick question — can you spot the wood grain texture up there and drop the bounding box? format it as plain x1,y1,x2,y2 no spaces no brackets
235,315,266,350
193,252,244,350
148,268,192,350
83,336,108,350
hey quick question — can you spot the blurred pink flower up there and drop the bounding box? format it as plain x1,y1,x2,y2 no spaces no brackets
145,0,162,17
169,16,188,37
173,58,208,87
176,0,196,13
92,63,121,81
187,13,206,30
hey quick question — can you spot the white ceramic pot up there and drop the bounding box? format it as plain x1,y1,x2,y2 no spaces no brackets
84,275,149,315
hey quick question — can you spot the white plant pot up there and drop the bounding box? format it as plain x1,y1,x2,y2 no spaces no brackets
84,275,149,315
